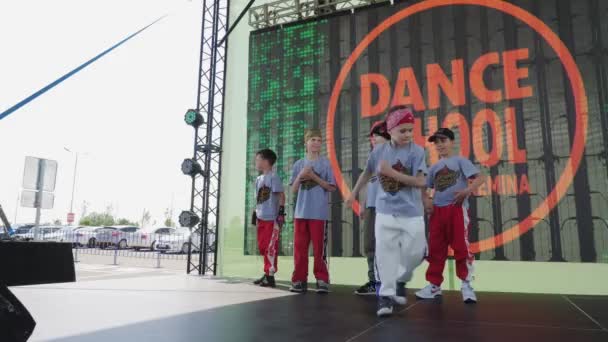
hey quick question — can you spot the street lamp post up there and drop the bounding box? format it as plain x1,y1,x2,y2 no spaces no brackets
64,147,79,225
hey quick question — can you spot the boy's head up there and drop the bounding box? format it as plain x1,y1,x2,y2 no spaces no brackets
428,127,456,158
304,128,323,153
385,106,415,146
370,120,390,148
255,148,277,172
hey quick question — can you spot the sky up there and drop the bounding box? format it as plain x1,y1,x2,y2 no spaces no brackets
0,0,205,227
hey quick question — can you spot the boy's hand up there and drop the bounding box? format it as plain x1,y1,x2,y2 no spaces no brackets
276,215,285,227
276,206,286,227
299,166,313,180
345,193,356,208
359,203,367,220
378,160,394,177
453,188,472,205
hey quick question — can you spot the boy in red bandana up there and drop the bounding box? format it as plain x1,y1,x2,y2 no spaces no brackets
348,106,430,317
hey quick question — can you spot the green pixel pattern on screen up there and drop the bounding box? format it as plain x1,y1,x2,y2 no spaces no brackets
245,21,328,256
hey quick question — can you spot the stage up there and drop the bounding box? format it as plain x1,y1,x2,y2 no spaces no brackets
9,265,608,341
0,241,75,286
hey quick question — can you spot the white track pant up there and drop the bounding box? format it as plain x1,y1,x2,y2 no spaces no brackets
375,213,426,298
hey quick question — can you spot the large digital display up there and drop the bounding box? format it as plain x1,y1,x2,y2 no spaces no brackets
246,0,608,263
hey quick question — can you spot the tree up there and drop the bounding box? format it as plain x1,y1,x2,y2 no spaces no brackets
163,207,175,227
53,219,62,225
140,209,151,228
117,218,137,226
79,212,115,226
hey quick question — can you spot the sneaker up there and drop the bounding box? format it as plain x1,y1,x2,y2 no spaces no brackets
289,281,307,293
392,282,407,305
461,282,477,303
253,275,266,285
315,280,330,294
415,283,442,300
260,275,276,288
354,281,376,296
376,296,394,317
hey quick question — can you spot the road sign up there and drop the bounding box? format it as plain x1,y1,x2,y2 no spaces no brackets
20,190,54,209
23,157,57,192
21,156,58,239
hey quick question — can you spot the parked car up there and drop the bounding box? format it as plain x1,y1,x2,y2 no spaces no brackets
155,228,200,254
62,226,101,247
95,226,141,249
14,225,62,240
130,227,177,251
40,226,74,242
13,224,35,239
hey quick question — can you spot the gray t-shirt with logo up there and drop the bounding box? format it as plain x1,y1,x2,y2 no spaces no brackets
427,156,479,208
255,172,284,221
290,156,336,221
365,142,427,217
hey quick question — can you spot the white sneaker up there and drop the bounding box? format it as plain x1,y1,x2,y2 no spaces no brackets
376,296,394,317
415,284,442,300
461,282,477,303
391,295,407,305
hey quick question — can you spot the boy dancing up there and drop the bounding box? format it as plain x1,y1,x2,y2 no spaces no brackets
347,106,429,316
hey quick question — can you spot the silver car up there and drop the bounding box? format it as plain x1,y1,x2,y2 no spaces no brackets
155,228,200,254
40,226,73,242
95,226,141,249
131,227,177,251
64,226,104,247
16,226,63,241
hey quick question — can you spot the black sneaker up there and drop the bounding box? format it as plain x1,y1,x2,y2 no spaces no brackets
316,280,330,294
394,282,407,305
289,281,307,293
376,296,394,317
253,275,266,285
354,281,376,296
260,275,276,288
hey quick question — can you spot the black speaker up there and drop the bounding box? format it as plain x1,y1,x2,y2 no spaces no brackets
0,284,36,342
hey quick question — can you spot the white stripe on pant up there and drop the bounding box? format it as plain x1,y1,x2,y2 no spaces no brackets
266,222,281,275
375,213,426,298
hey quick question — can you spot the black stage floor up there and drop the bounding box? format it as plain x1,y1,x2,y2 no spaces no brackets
51,281,608,342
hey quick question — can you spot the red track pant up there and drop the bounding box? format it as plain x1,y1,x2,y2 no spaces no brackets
292,219,329,283
426,205,474,286
257,219,280,276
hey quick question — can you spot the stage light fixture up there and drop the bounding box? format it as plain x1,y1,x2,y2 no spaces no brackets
182,158,203,177
179,210,200,228
184,109,204,127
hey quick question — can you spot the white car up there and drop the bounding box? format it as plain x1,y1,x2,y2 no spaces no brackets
64,226,104,247
15,226,63,241
130,227,177,251
155,228,200,254
41,226,74,242
95,226,141,249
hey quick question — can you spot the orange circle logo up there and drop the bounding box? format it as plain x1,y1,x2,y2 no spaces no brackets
326,0,588,253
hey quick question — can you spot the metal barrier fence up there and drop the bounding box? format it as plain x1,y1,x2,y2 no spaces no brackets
13,229,198,269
